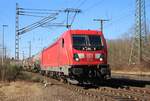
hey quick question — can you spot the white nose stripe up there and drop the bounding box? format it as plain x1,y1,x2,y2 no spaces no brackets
78,53,85,59
95,54,101,59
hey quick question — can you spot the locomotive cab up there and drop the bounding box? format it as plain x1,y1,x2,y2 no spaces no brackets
68,31,111,83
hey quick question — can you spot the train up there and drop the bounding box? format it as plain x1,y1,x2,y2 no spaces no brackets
23,29,111,84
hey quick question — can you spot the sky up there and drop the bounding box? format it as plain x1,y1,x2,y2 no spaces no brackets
0,0,150,59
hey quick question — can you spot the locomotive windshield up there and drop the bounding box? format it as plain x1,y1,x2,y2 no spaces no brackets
72,35,104,51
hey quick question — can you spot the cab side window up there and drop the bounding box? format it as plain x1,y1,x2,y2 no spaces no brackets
62,38,64,48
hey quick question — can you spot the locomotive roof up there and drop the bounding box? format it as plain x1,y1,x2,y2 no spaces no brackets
65,29,103,35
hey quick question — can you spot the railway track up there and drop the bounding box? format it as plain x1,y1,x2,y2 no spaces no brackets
24,71,150,101
65,84,150,101
129,87,150,95
93,87,150,101
64,85,116,101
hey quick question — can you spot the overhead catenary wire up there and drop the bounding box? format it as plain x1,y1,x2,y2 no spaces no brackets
70,12,77,26
19,14,46,18
18,14,57,31
16,3,82,59
19,11,57,15
20,7,81,28
18,16,57,35
19,8,62,12
41,19,66,28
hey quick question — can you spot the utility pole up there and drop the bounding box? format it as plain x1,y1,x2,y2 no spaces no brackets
93,19,109,32
4,47,6,59
15,3,19,60
22,51,24,60
2,25,8,66
29,41,31,58
129,0,148,64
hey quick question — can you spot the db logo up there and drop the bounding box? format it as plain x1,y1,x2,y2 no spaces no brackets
86,54,93,61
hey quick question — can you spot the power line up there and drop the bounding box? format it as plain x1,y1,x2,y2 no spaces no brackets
105,11,134,28
106,2,150,28
84,0,103,13
77,0,87,8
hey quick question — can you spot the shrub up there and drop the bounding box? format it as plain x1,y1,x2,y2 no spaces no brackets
0,64,21,81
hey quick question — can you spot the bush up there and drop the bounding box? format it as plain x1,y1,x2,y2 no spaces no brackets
17,71,43,83
0,64,21,81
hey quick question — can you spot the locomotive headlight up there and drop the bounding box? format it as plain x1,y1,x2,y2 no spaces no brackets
75,58,80,61
99,54,105,61
99,57,103,61
95,53,105,61
74,53,80,62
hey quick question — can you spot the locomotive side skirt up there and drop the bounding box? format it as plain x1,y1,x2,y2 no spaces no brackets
41,65,71,75
40,64,110,76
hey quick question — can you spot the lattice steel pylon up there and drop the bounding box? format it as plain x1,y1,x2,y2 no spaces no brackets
129,0,148,64
15,3,19,60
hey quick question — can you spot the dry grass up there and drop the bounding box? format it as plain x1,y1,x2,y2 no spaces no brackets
17,71,44,83
0,81,99,101
111,62,150,72
0,81,42,101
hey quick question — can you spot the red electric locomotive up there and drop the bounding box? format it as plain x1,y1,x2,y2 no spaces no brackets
40,29,111,84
